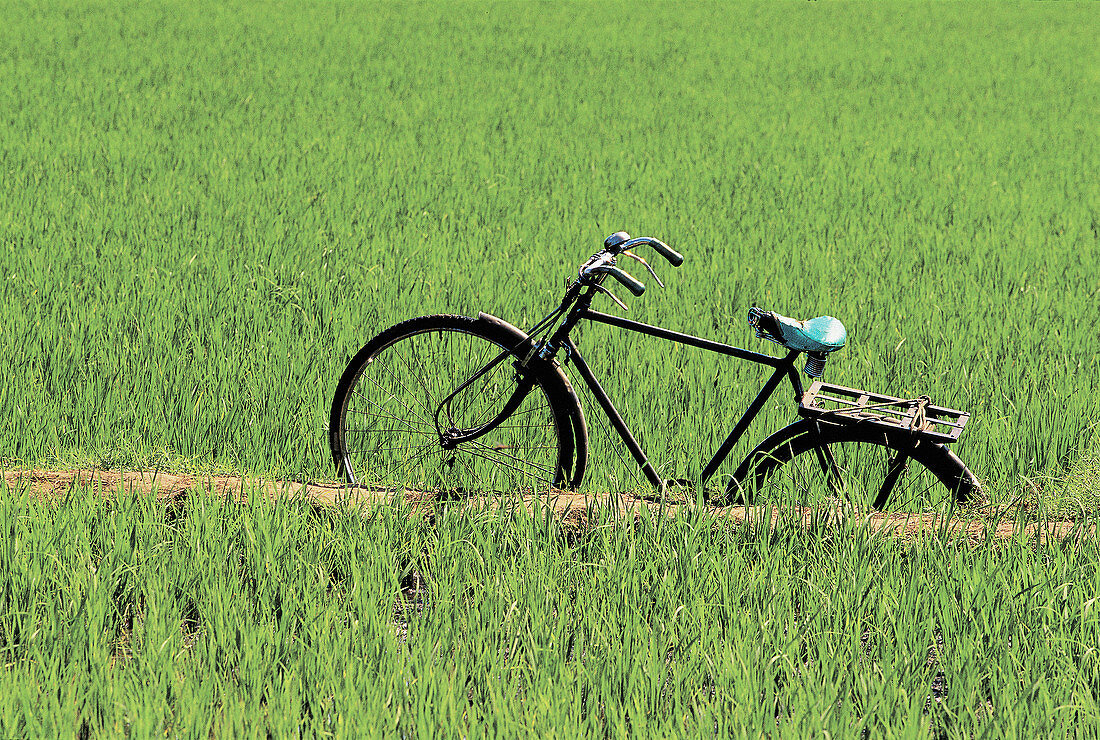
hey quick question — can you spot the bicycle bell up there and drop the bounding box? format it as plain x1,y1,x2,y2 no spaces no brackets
603,231,631,250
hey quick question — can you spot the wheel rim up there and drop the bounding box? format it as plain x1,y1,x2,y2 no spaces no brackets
336,327,568,492
738,429,971,513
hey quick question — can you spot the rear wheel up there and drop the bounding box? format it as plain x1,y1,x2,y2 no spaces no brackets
728,420,981,512
329,314,585,492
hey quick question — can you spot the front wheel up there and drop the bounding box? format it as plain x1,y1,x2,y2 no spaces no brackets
329,314,586,493
728,420,982,512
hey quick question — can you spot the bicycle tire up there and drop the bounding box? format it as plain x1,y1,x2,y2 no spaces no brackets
727,419,982,512
329,314,587,492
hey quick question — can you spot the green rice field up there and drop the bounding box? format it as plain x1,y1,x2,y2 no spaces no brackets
1,0,1099,735
3,490,1100,738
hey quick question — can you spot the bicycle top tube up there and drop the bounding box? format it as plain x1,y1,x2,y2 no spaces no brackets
535,233,842,381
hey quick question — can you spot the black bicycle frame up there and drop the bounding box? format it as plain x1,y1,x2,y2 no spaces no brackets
542,286,805,493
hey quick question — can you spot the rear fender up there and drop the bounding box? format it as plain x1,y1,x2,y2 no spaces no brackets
727,420,818,502
726,418,979,505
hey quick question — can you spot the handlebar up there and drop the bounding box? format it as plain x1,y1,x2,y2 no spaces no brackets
576,232,682,302
603,266,646,296
609,234,684,267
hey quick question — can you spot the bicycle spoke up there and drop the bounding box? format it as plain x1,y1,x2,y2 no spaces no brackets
389,335,450,421
453,452,488,489
356,368,432,429
469,439,558,460
464,446,555,480
344,408,435,430
401,443,442,477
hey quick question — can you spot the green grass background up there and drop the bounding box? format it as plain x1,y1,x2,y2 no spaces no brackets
1,1,1097,501
3,489,1100,737
3,3,1100,735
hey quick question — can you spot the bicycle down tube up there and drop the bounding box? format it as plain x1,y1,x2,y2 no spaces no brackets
558,307,805,493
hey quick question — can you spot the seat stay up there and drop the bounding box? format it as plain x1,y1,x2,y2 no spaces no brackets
874,451,911,510
810,421,848,500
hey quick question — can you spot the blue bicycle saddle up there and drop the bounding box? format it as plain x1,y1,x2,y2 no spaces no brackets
748,308,847,354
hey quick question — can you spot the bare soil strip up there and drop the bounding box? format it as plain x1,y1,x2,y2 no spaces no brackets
2,469,1092,545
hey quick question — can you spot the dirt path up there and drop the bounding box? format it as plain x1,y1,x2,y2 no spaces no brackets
2,469,1092,544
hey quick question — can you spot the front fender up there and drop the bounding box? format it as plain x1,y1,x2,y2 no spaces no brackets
476,311,537,357
476,312,589,488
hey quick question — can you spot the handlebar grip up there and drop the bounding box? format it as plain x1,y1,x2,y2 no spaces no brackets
606,266,645,297
647,238,684,267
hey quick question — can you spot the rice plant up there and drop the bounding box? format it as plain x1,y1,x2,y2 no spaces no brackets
0,1,1095,503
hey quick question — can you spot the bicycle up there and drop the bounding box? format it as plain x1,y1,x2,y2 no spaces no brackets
329,232,981,511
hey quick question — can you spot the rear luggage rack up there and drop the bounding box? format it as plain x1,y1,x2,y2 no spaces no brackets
798,380,970,444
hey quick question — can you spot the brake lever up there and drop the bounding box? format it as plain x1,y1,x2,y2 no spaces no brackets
621,251,664,288
591,283,629,311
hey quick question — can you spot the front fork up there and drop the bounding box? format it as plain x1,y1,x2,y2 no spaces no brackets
435,288,594,449
438,369,535,449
